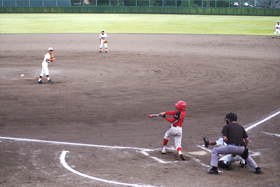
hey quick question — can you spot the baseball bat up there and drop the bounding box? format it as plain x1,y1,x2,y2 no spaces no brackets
148,114,160,118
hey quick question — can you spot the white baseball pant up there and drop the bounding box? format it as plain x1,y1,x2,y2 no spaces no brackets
164,126,182,150
40,61,49,77
100,40,108,51
273,29,280,36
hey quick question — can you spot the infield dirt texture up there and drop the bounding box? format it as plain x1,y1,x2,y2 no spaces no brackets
0,33,280,187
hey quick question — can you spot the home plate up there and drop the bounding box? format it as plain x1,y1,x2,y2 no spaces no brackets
187,151,207,156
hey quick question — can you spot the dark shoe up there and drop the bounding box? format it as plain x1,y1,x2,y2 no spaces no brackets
38,80,43,84
99,50,102,53
179,154,185,160
226,163,233,170
208,167,218,174
240,161,247,168
105,51,108,53
47,79,53,83
218,161,227,168
255,167,261,174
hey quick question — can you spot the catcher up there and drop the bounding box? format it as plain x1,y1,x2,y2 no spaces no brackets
203,137,246,170
99,29,108,53
38,47,55,83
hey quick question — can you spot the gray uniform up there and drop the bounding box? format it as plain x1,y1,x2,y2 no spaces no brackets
210,121,258,170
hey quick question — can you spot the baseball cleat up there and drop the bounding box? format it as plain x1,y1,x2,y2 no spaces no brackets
99,50,102,53
272,36,274,39
105,51,108,53
38,80,43,84
255,167,261,174
179,154,185,160
161,147,166,154
208,167,218,174
47,79,53,83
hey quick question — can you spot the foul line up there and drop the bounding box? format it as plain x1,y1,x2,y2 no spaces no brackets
0,136,149,151
245,110,280,131
60,151,158,187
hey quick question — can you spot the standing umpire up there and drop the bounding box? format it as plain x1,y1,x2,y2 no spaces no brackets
208,113,261,174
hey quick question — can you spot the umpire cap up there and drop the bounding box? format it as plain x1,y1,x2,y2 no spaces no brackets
225,113,238,122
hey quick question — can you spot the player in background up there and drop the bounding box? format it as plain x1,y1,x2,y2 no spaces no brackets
38,47,55,83
272,21,280,39
99,30,108,53
159,101,187,160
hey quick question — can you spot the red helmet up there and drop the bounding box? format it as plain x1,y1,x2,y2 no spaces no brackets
175,101,187,111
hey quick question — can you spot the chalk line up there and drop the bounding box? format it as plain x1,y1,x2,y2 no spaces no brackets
60,151,159,187
245,110,280,131
0,136,149,151
261,131,280,138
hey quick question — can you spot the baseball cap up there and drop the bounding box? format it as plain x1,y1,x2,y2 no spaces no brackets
48,47,53,51
101,29,105,32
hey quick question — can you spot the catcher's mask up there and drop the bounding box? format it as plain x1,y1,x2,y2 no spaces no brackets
175,101,187,111
224,113,238,124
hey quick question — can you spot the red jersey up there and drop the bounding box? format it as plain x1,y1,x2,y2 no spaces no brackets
165,111,186,127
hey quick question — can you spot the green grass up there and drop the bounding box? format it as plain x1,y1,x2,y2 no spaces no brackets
0,13,278,35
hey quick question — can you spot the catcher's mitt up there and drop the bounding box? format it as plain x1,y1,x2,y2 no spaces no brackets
104,40,108,43
203,137,209,148
241,147,249,159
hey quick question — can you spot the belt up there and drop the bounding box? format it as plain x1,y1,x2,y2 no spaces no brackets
229,143,244,146
172,125,181,128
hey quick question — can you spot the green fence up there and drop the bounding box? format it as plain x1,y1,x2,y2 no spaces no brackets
1,0,280,8
1,6,279,15
1,0,280,15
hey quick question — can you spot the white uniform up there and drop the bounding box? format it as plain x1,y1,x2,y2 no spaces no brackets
99,33,108,52
273,22,280,38
38,47,54,83
216,137,245,165
40,53,51,77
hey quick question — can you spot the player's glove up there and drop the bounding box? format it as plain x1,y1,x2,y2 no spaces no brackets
203,137,209,148
104,40,108,43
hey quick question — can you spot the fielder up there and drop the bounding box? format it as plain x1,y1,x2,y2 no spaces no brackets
99,30,108,53
38,47,55,83
159,101,187,160
203,137,246,170
272,21,280,39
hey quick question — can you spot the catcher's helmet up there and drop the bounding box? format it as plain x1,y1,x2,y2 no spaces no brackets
175,101,187,111
224,113,238,124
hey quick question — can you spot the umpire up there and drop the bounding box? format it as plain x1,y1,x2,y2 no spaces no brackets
208,113,261,174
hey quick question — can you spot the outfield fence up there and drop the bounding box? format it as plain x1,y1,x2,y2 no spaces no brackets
0,0,279,15
1,0,279,8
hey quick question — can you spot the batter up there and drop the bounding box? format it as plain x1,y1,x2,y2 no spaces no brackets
159,101,187,160
38,47,55,83
99,30,108,53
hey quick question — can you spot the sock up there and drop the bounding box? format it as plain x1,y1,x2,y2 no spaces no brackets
177,147,182,155
163,139,168,146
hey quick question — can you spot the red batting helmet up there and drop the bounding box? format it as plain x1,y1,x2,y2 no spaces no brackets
175,101,187,111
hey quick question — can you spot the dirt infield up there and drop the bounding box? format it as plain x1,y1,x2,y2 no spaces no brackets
0,33,280,187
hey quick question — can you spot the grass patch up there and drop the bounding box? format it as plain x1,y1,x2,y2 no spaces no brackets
0,13,277,35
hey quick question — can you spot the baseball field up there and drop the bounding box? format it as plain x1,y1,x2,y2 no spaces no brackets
0,14,280,187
